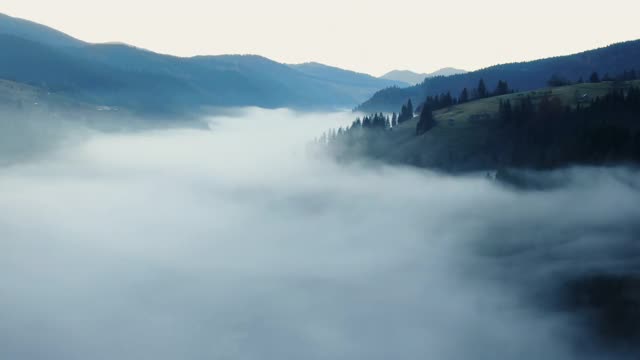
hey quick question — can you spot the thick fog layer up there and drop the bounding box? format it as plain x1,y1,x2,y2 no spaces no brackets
1,108,639,360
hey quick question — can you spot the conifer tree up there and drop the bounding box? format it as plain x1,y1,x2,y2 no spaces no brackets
477,79,488,98
459,88,469,103
416,104,436,135
494,80,510,95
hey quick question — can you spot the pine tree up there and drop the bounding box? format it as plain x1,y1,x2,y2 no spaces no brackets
547,75,569,87
459,88,469,103
398,105,408,123
477,79,488,98
398,100,415,123
444,92,453,106
494,80,510,95
590,72,600,83
416,104,436,135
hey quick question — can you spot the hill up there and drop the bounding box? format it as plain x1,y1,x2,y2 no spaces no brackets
0,78,100,112
381,67,467,85
291,62,406,87
0,34,202,115
0,13,398,114
290,62,408,95
0,12,85,48
332,81,640,172
359,41,640,113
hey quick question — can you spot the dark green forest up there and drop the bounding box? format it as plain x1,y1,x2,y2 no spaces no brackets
357,40,640,113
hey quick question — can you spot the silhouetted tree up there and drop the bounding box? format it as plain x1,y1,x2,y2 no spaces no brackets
494,80,511,95
615,69,638,81
477,79,488,98
590,72,601,83
398,100,414,123
547,74,571,87
416,104,436,135
459,88,469,103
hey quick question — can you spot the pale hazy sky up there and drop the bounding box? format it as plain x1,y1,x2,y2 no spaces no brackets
2,0,640,76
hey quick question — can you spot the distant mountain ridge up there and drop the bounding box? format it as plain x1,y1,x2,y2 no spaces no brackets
0,13,402,114
359,40,640,113
290,62,408,88
0,13,85,48
381,68,468,85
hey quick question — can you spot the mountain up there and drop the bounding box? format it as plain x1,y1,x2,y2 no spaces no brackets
0,13,397,114
290,62,408,96
0,34,204,114
381,68,467,85
0,12,85,48
428,67,468,78
361,41,640,113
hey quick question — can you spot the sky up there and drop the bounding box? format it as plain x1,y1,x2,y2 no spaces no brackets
2,0,640,77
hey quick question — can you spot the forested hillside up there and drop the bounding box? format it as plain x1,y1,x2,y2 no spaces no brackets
358,40,640,113
327,81,640,173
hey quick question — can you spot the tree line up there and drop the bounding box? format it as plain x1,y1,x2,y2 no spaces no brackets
498,86,640,168
320,78,516,144
548,69,639,87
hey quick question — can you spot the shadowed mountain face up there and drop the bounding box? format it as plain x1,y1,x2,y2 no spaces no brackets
0,13,399,114
291,62,407,88
381,68,467,85
361,41,640,112
0,12,85,48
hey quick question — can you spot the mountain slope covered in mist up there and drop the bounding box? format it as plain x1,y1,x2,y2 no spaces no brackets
2,108,640,359
0,13,401,114
359,40,640,112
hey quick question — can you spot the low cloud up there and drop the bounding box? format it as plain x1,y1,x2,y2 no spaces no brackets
0,108,639,359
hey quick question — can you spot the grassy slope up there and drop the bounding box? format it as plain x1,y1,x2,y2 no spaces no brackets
371,80,640,171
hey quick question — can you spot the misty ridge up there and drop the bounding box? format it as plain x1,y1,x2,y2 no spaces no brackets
0,108,639,359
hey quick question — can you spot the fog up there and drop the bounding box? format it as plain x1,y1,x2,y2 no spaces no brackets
1,108,639,360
